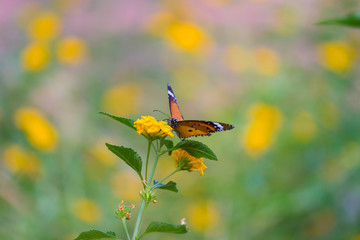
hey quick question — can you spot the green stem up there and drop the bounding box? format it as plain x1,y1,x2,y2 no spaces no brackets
145,140,152,181
148,153,160,184
132,200,146,240
122,218,131,240
151,168,180,190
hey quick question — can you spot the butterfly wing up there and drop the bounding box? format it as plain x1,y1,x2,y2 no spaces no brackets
175,120,234,138
168,84,184,121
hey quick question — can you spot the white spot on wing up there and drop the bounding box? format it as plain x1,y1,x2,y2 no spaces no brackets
168,90,175,98
213,122,224,131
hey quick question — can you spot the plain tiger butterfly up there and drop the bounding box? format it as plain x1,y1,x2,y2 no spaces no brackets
167,83,234,139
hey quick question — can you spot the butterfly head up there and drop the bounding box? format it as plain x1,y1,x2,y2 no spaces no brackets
168,118,179,129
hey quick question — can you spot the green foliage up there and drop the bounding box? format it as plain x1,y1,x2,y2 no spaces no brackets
160,138,174,155
106,143,142,178
100,112,136,130
318,11,360,28
174,140,218,160
156,181,178,193
140,221,188,238
74,230,120,240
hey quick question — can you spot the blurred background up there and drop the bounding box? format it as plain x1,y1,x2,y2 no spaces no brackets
1,0,360,239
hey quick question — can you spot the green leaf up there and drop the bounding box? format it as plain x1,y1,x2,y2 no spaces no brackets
141,221,188,237
74,230,120,240
106,143,142,178
156,181,178,193
317,11,360,28
174,140,218,160
100,112,136,130
160,139,174,155
106,231,116,237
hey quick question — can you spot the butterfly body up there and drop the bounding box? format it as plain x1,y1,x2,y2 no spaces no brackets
167,84,234,139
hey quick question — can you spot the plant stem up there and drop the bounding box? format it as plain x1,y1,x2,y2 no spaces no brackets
145,140,152,181
148,153,160,184
122,218,131,240
151,168,180,190
132,199,146,240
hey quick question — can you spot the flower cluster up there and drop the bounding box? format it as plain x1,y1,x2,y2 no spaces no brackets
134,116,174,140
172,149,207,176
115,200,135,220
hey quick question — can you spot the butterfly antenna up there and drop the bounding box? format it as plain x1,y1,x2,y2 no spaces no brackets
153,109,170,118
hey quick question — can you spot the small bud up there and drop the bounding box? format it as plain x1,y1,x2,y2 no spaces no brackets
130,204,135,209
119,201,125,210
125,213,131,220
142,180,147,185
180,218,186,225
153,200,157,205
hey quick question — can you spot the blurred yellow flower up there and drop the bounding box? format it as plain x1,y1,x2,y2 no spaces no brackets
172,149,207,176
318,41,356,73
88,139,116,167
352,234,360,240
102,83,141,116
222,45,251,73
3,145,42,178
242,103,283,156
291,111,317,143
134,116,174,140
56,36,87,64
166,22,211,52
21,42,50,71
187,201,219,232
28,12,61,41
15,108,58,151
71,198,102,223
111,171,142,201
253,47,280,76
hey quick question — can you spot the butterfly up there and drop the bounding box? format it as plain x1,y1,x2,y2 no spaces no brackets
167,83,234,138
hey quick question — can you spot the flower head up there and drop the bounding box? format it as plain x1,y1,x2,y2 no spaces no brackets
134,116,174,140
172,149,207,176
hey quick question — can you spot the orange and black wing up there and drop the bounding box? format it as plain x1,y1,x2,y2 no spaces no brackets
174,120,234,138
168,84,184,121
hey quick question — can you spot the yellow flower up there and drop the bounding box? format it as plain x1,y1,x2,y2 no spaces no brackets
318,41,356,73
241,103,282,156
291,111,317,143
56,36,87,64
172,149,207,176
21,42,50,71
134,116,174,140
102,83,141,116
71,198,102,223
3,145,42,178
253,47,280,76
222,45,251,73
14,108,58,151
187,201,219,232
28,12,61,41
166,22,211,53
